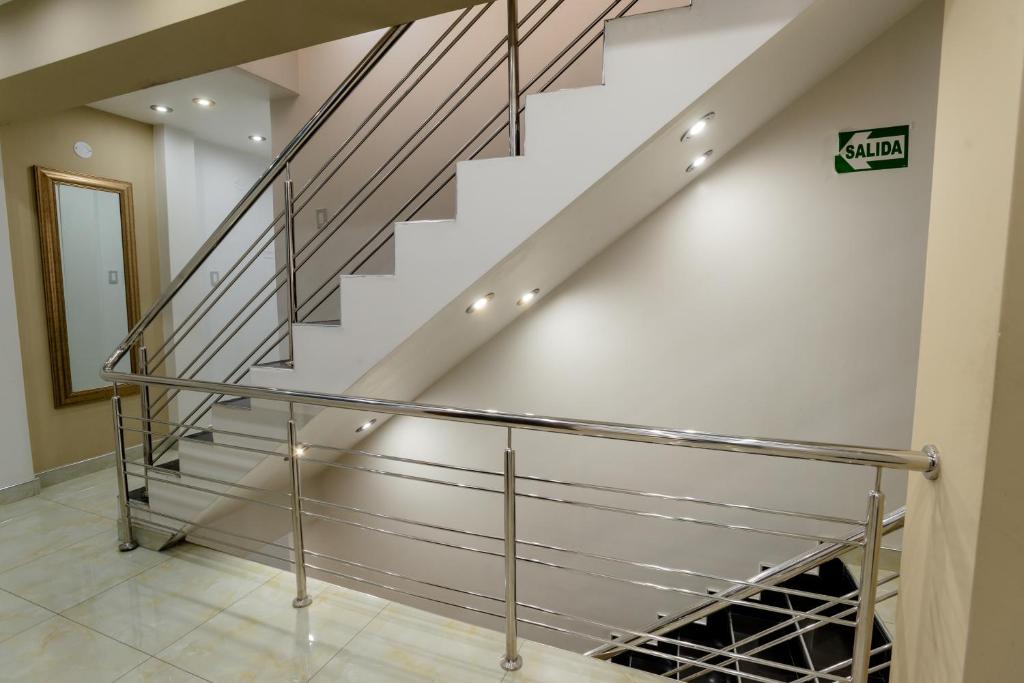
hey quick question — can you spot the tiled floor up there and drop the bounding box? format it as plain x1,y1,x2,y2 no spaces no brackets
0,468,662,682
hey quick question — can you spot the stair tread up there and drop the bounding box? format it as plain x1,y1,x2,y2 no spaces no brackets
216,397,252,411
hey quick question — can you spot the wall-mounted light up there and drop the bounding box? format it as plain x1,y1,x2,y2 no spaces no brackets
466,292,494,314
516,289,540,306
192,97,216,108
686,150,714,173
150,104,173,114
356,418,377,433
248,134,266,143
682,112,715,140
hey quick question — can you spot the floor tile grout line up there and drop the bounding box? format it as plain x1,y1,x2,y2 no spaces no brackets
0,521,114,576
0,587,60,646
306,592,393,680
52,548,176,615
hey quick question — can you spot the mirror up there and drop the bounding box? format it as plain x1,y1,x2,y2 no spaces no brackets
34,167,140,406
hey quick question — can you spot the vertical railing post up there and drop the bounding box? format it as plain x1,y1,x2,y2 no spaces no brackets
138,346,153,494
111,392,138,552
506,0,522,156
284,164,298,366
287,415,312,608
501,427,523,671
851,471,885,682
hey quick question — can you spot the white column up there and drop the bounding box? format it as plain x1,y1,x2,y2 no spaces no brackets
0,142,36,491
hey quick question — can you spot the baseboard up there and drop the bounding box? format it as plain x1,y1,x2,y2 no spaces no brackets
0,477,42,505
37,444,143,489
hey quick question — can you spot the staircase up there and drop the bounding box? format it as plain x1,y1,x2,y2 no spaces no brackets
613,559,895,681
99,1,940,681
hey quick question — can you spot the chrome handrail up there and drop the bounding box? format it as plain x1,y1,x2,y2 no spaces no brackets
100,369,939,475
101,23,411,376
587,506,906,660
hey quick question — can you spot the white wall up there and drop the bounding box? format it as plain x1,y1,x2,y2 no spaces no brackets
0,142,35,490
302,0,942,650
154,127,278,419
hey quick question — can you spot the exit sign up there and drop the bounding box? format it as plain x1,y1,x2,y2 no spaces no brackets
835,125,909,173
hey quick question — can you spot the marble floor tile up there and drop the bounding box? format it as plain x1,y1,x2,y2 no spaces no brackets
63,544,279,654
0,588,52,643
0,501,112,573
160,573,387,682
507,640,666,683
0,495,63,525
0,528,169,612
312,603,507,683
0,615,147,683
116,658,207,683
39,468,140,520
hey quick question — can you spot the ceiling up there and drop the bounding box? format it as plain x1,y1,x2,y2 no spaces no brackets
91,67,293,157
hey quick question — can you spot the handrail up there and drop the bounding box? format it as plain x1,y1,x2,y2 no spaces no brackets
101,23,412,376
99,370,940,475
587,506,907,660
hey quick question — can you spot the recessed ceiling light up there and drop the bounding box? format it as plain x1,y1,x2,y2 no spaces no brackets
149,104,173,114
682,112,715,140
686,150,714,173
192,97,216,108
355,418,377,433
294,444,306,457
466,292,494,314
248,134,266,143
516,289,540,306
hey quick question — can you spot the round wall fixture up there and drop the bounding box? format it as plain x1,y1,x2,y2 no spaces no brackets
73,141,93,159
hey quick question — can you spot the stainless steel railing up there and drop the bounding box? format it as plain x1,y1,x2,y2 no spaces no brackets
105,370,932,681
105,0,680,468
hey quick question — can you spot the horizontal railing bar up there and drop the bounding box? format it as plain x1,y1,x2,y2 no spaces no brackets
304,560,505,621
127,502,293,552
304,444,502,478
672,576,900,680
300,493,854,607
300,455,503,494
588,507,905,658
120,413,286,447
305,548,503,605
521,617,789,683
130,464,292,511
104,24,411,375
515,537,860,608
130,515,292,565
302,509,504,558
301,495,502,545
515,553,857,628
516,490,863,546
98,373,936,474
517,473,865,526
127,460,289,498
122,426,283,460
518,601,847,682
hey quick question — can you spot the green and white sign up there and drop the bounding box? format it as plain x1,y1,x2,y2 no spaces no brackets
835,125,909,173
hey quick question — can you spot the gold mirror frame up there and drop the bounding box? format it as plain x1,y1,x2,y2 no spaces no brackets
34,167,140,407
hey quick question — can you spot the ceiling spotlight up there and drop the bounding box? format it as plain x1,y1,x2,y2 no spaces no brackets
294,444,306,457
149,104,173,114
248,134,266,143
466,292,494,314
356,418,377,433
686,150,714,173
192,97,216,108
516,289,540,306
682,112,715,140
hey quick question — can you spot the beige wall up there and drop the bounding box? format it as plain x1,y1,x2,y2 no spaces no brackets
0,107,162,472
896,0,1024,680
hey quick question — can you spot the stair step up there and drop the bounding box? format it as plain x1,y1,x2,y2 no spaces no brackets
183,430,214,443
155,458,181,472
299,318,340,326
254,359,293,370
216,397,252,411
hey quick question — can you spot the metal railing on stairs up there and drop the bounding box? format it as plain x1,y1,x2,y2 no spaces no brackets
101,1,941,680
103,370,938,681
